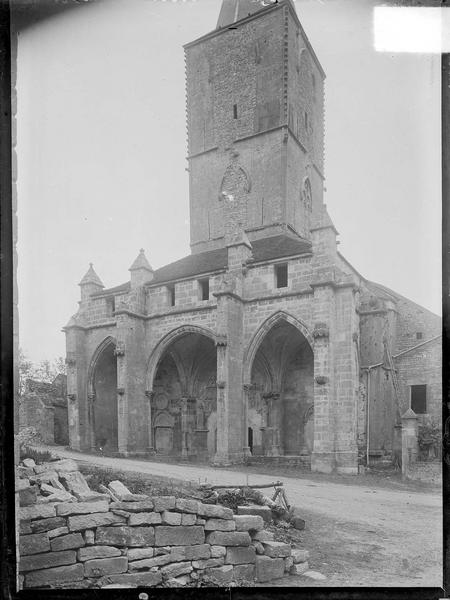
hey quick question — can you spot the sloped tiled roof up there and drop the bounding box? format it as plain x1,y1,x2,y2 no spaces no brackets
94,234,311,295
129,249,153,272
79,263,104,288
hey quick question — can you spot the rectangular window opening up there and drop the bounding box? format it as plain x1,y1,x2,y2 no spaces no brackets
106,296,115,316
411,384,427,414
275,263,288,289
167,284,176,307
233,104,238,119
199,278,210,301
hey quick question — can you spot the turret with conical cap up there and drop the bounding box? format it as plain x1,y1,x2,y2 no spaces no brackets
129,248,154,288
78,263,104,302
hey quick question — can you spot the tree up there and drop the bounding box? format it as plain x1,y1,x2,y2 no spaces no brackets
18,348,66,396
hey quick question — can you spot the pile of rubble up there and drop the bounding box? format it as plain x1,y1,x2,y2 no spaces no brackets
16,455,312,589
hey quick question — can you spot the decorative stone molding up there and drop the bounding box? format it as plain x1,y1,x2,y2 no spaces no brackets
313,323,329,339
315,375,329,385
217,380,226,389
114,342,125,357
87,392,95,401
243,383,256,393
117,388,125,396
145,390,155,401
67,394,77,403
262,392,280,400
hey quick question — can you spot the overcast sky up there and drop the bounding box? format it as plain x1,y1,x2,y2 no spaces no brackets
16,0,441,364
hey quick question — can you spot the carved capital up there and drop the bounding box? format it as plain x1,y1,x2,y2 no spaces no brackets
114,341,125,357
145,390,154,401
313,322,329,339
117,388,125,396
315,375,329,385
215,335,228,347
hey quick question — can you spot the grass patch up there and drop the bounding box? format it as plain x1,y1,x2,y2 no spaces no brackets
20,445,53,464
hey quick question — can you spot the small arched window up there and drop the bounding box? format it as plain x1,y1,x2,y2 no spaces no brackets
302,177,312,212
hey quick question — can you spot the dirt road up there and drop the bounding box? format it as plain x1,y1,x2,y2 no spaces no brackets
45,447,442,587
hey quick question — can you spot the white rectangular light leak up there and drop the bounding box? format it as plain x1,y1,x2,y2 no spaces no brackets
374,6,449,53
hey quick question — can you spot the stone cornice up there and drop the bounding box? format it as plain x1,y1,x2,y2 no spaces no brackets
63,320,117,332
146,304,217,321
187,145,218,160
114,308,146,320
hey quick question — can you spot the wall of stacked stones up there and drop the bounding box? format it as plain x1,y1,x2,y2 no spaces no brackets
18,459,309,589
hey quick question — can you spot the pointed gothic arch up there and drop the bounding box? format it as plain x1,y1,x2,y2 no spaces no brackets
87,336,116,395
243,311,314,383
146,325,218,392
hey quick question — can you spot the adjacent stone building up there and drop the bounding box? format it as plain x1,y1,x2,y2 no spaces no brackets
64,0,441,473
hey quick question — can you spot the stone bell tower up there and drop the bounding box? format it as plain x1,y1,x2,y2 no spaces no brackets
184,0,325,254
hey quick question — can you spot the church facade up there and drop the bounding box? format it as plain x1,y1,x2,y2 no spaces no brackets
64,0,441,474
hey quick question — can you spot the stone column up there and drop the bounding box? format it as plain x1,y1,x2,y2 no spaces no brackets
401,408,418,479
65,351,82,451
115,338,128,456
181,396,189,460
310,303,335,474
145,390,154,453
242,384,252,457
87,392,96,451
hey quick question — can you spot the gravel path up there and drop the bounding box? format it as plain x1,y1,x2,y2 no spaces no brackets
43,447,442,587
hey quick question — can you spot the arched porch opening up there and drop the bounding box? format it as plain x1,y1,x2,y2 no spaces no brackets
149,331,217,459
90,338,118,452
247,317,314,457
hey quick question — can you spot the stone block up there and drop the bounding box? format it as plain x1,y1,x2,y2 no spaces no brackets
192,558,224,569
284,556,294,571
292,548,309,564
96,525,154,547
68,512,126,532
18,466,35,478
30,517,66,533
48,532,83,552
84,557,128,578
211,545,226,558
16,478,30,492
56,500,109,517
128,512,162,526
48,527,69,539
290,561,309,575
20,522,32,535
24,563,84,588
291,516,306,530
74,491,110,502
170,544,211,561
262,541,291,558
302,570,326,580
154,525,204,547
108,480,135,502
206,531,251,547
127,547,155,561
23,458,36,468
233,515,264,532
59,471,90,496
226,546,256,565
128,554,173,571
204,564,233,585
237,505,272,522
255,556,285,582
110,499,154,513
77,546,122,562
175,498,199,513
181,513,196,526
19,486,37,507
161,561,193,579
19,532,50,556
204,518,236,531
196,517,206,525
233,563,255,582
161,511,182,525
19,504,56,521
40,483,74,501
197,503,233,520
84,530,95,545
252,529,274,542
152,496,176,511
98,571,162,588
31,471,59,485
253,541,265,555
20,550,76,572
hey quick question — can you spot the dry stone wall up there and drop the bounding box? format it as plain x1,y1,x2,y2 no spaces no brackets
17,458,308,588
